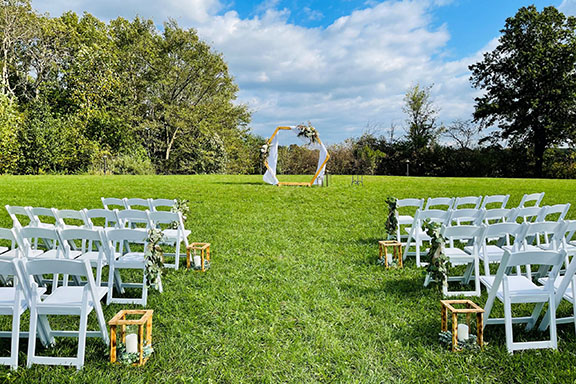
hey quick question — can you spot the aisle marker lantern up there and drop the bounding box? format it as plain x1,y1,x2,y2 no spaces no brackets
263,124,330,187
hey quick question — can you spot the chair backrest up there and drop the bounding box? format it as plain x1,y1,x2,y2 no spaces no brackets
0,227,20,257
491,250,565,294
125,198,152,210
518,192,545,208
150,198,177,212
424,197,454,210
17,227,61,253
0,259,18,278
537,204,570,222
102,197,127,210
117,209,151,228
483,208,513,224
5,205,34,228
396,198,424,209
560,220,576,249
414,209,449,227
507,206,545,224
480,194,510,209
481,222,522,248
84,208,120,229
442,224,484,245
453,196,482,210
515,221,565,250
106,228,150,254
53,209,89,229
28,207,57,228
148,210,182,226
447,208,484,226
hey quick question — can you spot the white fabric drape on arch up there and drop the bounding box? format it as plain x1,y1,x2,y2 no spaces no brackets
263,127,328,185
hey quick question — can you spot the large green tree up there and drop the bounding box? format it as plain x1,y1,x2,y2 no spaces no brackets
469,5,576,177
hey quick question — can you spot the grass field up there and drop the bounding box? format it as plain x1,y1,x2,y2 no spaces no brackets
1,174,576,383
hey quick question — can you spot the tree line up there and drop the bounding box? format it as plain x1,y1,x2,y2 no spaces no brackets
1,2,576,178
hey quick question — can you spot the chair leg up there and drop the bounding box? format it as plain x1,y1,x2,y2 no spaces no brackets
141,271,148,306
526,303,545,331
27,305,38,368
76,305,88,370
10,309,20,370
174,240,180,271
415,238,421,267
549,295,558,350
504,297,514,354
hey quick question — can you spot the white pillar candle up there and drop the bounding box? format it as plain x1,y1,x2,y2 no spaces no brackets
386,253,393,265
457,324,469,341
194,255,202,268
126,333,138,353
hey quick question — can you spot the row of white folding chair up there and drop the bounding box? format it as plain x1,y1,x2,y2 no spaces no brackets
102,197,176,211
395,193,544,233
4,206,189,270
0,258,108,370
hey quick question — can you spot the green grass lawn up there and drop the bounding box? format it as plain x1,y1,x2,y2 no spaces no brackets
2,174,576,383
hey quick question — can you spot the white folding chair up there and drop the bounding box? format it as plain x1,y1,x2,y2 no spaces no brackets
481,249,565,354
28,207,57,229
53,209,90,230
447,208,484,227
84,208,120,231
117,209,151,231
19,258,108,370
403,209,449,267
559,220,576,255
101,197,127,210
0,259,46,370
148,211,190,270
424,197,454,210
106,228,160,306
481,194,510,209
518,192,545,208
395,198,424,242
125,198,152,211
453,196,482,210
150,198,177,212
5,205,33,228
424,225,484,297
59,228,109,287
468,222,522,277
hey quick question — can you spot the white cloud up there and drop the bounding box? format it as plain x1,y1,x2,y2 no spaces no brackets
559,0,576,15
31,0,492,143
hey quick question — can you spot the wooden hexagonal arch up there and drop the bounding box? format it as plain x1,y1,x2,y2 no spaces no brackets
263,126,330,187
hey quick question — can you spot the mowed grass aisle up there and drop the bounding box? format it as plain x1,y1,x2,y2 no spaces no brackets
2,175,576,383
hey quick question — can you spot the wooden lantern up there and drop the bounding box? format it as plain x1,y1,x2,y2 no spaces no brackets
109,309,154,366
440,300,484,351
186,242,211,272
378,240,403,268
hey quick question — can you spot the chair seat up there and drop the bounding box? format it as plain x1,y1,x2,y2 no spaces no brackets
116,253,145,268
0,249,43,260
404,227,430,241
502,245,542,253
467,245,505,262
0,287,46,312
41,286,107,308
35,249,82,259
76,251,107,265
445,248,474,264
0,246,7,254
480,275,548,301
538,277,575,303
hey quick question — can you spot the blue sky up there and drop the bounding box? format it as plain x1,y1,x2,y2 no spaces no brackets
32,0,574,143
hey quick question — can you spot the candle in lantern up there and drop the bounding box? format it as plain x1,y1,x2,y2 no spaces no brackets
457,324,469,341
194,255,202,268
126,333,138,353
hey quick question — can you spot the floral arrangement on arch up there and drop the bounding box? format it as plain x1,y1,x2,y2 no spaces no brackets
260,142,271,164
295,122,319,145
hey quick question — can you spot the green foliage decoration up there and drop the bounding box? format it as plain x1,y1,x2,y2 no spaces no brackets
170,199,190,229
296,122,319,145
117,342,154,365
145,228,164,291
422,219,449,289
438,331,480,351
384,197,398,240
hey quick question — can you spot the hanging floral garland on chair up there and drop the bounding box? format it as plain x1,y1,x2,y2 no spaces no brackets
422,220,449,289
295,122,319,145
170,199,190,229
145,228,165,290
385,197,398,240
